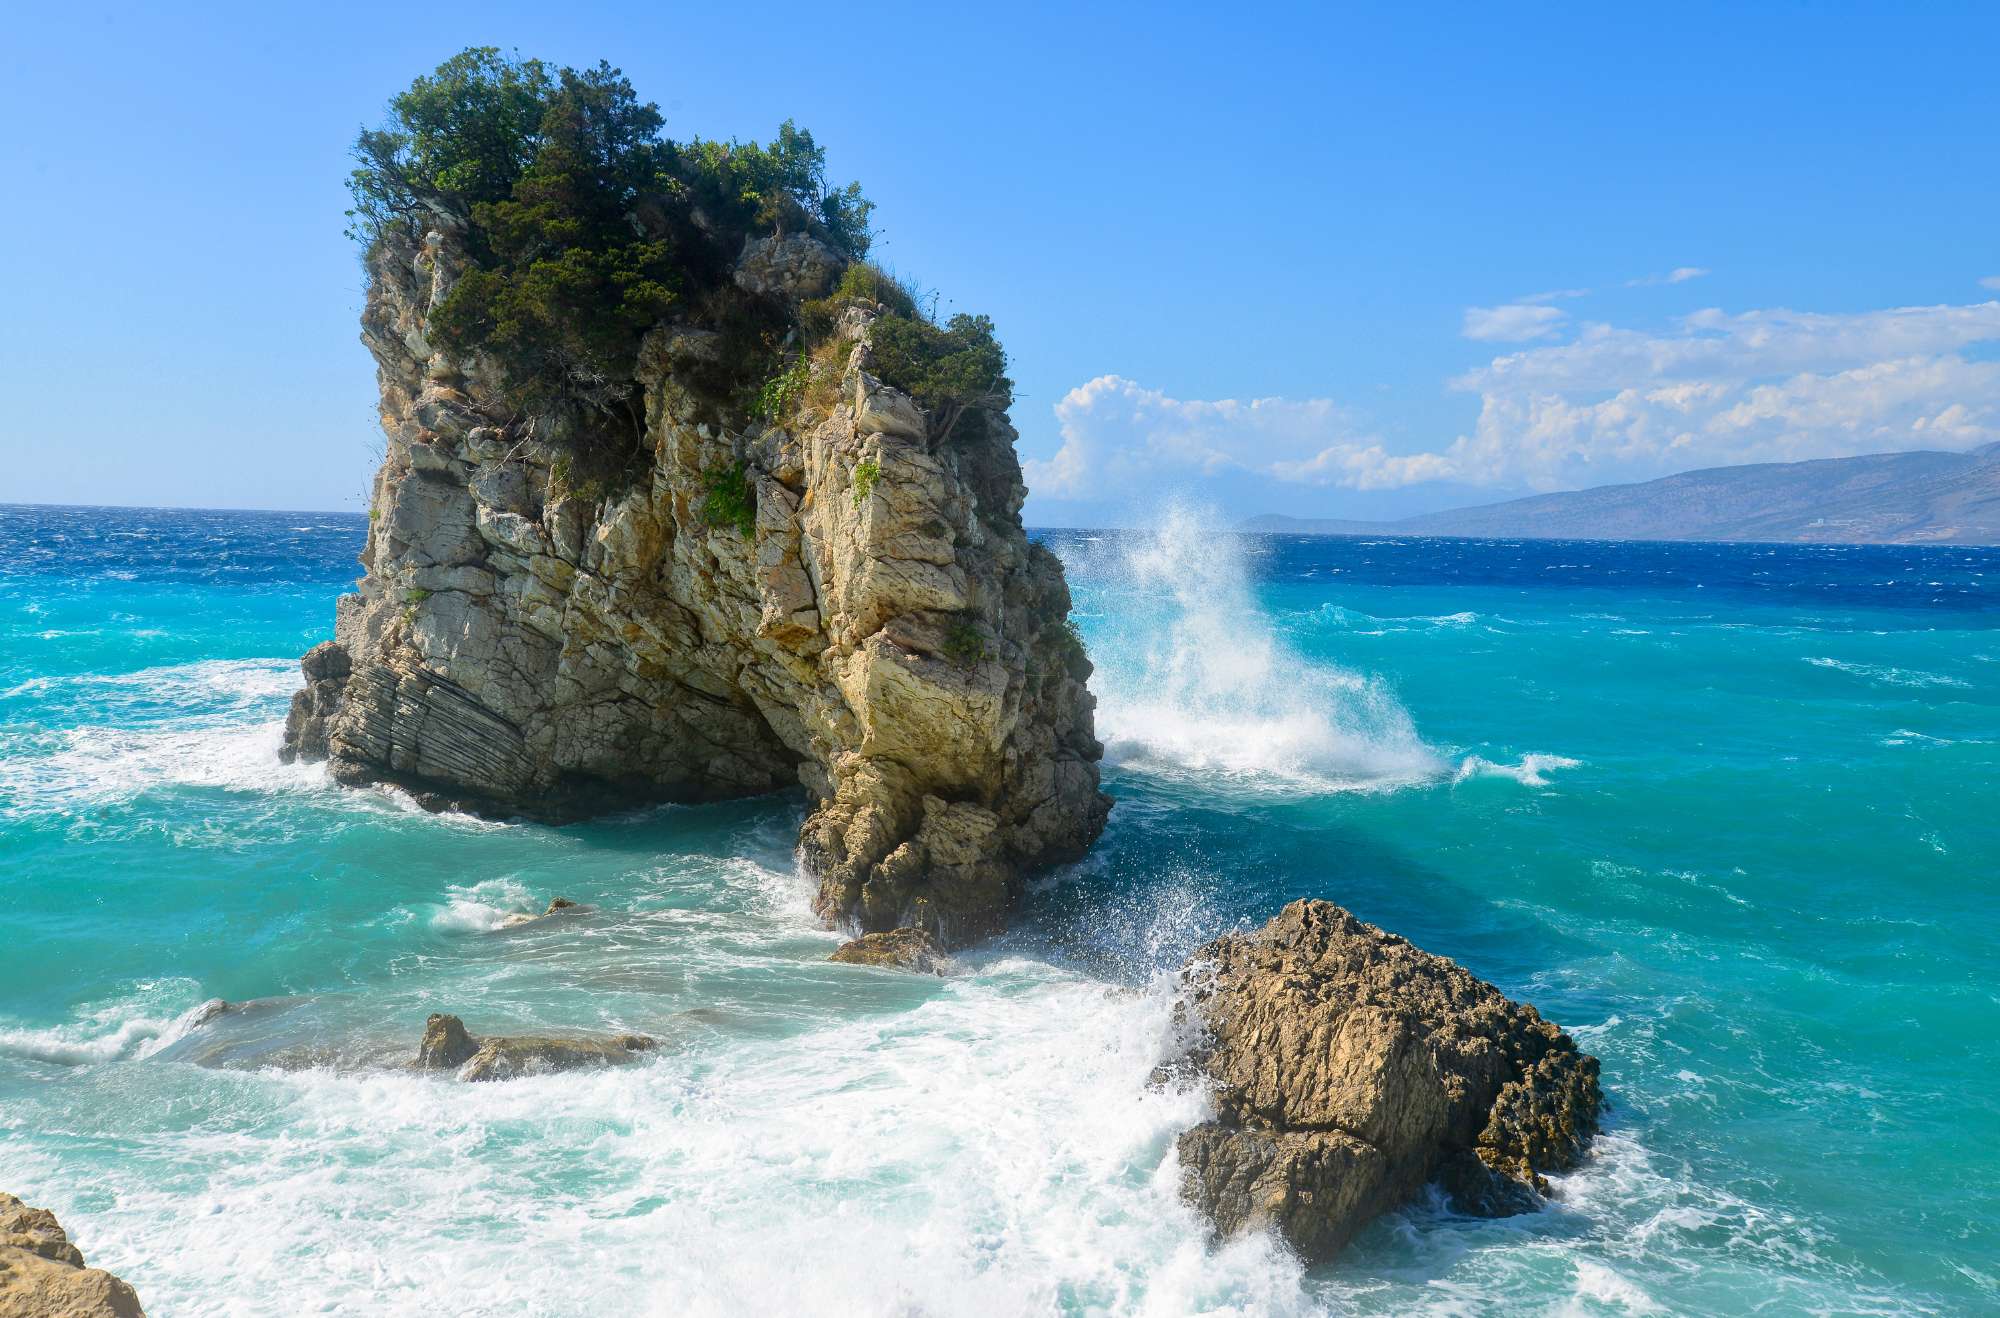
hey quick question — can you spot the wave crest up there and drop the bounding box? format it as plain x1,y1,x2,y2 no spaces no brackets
1059,505,1439,794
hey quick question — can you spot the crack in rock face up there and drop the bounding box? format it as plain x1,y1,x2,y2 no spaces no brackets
282,226,1109,943
1168,900,1603,1263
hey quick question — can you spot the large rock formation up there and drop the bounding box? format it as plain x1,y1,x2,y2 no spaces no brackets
1170,901,1601,1264
0,1194,144,1317
283,221,1108,942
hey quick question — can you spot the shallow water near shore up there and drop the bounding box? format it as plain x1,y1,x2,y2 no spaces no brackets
3,501,1997,1315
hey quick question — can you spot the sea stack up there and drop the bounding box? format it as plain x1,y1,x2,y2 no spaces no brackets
1169,900,1602,1263
282,143,1108,943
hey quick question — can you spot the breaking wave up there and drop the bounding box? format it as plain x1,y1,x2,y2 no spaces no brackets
1059,504,1439,794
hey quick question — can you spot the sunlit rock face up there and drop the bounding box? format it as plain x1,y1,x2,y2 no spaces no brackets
283,226,1108,943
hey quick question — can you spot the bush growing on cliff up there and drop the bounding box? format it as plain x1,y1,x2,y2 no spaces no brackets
347,48,874,437
751,351,811,422
700,461,757,538
869,312,1012,441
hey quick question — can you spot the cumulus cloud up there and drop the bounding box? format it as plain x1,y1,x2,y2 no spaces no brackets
1022,376,1424,496
1026,300,2000,501
1462,303,1567,342
1441,300,2000,489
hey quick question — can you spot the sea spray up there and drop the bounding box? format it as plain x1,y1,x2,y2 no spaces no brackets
1056,503,1438,793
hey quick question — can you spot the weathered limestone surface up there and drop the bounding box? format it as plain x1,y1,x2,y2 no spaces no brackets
0,1194,144,1318
1171,900,1602,1263
284,225,1108,942
413,1013,656,1083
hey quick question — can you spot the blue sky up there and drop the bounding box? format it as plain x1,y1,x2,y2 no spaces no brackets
3,2,1997,525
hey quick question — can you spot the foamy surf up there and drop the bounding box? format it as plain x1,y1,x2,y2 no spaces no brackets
1805,657,1971,689
1059,503,1440,796
1454,753,1582,788
0,984,210,1066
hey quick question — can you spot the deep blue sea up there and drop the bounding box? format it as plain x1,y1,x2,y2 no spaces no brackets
3,501,1996,1315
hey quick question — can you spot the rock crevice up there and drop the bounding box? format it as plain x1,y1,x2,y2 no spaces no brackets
284,227,1109,941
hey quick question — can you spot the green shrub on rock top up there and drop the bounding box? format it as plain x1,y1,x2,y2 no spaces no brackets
347,47,874,441
345,48,1019,462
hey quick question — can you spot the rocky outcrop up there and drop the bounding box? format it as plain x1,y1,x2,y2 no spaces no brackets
1169,901,1601,1264
414,1013,656,1082
283,223,1108,944
828,926,947,974
498,897,581,929
0,1194,144,1317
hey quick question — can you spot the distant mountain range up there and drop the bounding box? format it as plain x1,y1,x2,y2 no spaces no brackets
1243,442,2000,545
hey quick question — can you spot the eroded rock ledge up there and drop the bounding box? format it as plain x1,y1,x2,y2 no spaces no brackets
1169,900,1602,1263
283,224,1108,943
0,1194,145,1317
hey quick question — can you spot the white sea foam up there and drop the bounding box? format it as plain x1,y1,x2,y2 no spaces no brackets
0,984,209,1066
8,962,1317,1317
1060,505,1439,795
1805,657,1970,689
0,658,336,817
0,717,326,817
1454,753,1582,788
0,1014,176,1065
431,877,540,932
1560,1260,1665,1314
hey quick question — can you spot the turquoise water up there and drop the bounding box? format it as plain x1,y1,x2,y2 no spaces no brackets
3,502,1996,1315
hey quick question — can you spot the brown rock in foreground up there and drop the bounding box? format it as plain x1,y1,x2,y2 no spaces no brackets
828,927,948,974
1171,900,1601,1263
413,1013,656,1082
0,1194,144,1317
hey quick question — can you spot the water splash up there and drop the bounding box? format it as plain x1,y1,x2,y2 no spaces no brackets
1059,503,1438,794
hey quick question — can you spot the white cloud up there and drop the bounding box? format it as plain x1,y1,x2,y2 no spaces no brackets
1627,266,1711,287
1023,376,1421,496
1462,303,1567,342
1521,287,1592,304
1027,299,2000,501
1981,275,2000,292
1440,300,2000,489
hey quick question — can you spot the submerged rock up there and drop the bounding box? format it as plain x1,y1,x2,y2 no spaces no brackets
498,897,583,929
280,216,1109,945
413,1013,655,1082
1169,900,1601,1264
828,927,948,974
0,1193,145,1317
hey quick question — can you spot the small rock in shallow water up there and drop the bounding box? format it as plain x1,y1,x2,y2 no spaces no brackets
414,1014,478,1070
412,1013,655,1082
1169,899,1601,1264
459,1033,655,1083
0,1192,145,1316
497,897,584,929
828,927,948,974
